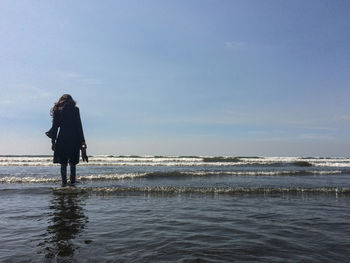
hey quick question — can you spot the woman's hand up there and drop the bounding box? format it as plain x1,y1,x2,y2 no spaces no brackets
51,143,55,151
81,143,88,162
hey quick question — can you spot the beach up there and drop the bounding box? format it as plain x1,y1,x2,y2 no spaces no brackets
1,155,350,262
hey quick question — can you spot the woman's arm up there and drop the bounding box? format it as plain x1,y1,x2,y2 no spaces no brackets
77,108,86,148
45,111,60,150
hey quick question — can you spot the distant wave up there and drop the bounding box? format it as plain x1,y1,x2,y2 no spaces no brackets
0,170,343,184
292,161,313,167
202,157,241,162
141,170,343,178
0,156,349,168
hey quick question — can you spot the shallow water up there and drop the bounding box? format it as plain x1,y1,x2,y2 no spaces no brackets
1,156,350,262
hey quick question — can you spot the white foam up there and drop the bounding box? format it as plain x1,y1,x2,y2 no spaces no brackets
0,176,59,183
80,173,147,180
0,156,349,168
0,169,342,184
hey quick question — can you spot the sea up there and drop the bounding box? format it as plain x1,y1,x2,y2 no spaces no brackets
1,155,350,262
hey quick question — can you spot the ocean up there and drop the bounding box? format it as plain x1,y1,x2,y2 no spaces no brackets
1,155,350,262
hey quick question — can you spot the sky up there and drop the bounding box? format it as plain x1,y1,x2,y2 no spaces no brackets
0,0,350,156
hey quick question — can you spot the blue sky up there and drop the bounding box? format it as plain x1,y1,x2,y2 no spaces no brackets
0,0,350,156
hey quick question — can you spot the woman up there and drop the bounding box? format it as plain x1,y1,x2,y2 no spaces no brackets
46,94,87,186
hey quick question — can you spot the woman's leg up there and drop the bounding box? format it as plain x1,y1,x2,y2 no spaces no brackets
70,164,76,184
61,164,68,186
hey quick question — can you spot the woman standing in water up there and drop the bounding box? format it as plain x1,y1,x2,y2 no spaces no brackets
46,94,87,186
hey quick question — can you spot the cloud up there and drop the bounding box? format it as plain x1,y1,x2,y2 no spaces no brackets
56,71,81,79
297,133,336,140
225,41,245,50
333,115,350,122
54,70,101,85
0,99,13,105
0,84,51,106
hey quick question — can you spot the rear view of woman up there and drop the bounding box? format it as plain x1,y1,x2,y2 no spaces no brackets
46,94,87,186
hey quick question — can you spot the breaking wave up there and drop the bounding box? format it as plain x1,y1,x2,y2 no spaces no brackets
0,155,349,168
0,170,343,184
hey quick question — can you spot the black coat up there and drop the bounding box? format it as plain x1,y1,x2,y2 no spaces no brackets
46,106,85,164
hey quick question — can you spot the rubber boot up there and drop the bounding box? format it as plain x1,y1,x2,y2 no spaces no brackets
70,164,76,185
61,164,67,186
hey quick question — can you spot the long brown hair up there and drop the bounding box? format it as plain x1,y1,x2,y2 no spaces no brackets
50,94,76,116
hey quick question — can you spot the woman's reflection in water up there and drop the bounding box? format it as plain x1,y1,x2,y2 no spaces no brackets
42,191,88,260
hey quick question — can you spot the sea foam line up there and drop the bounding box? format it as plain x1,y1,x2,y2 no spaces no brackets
1,161,349,168
0,173,147,183
0,170,343,184
1,155,350,167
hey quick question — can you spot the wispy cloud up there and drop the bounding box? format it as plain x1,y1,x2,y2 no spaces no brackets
225,41,245,50
0,99,13,105
54,70,101,85
333,115,350,122
0,84,51,106
297,133,336,140
134,109,340,134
